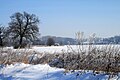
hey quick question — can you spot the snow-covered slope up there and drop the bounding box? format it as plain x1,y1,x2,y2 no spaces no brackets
0,63,119,80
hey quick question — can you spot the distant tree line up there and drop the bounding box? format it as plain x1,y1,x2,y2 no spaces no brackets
0,12,40,48
102,36,120,44
32,35,120,46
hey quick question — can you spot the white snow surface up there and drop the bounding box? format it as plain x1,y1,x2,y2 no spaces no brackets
0,63,119,80
32,45,68,53
32,45,120,53
3,45,120,54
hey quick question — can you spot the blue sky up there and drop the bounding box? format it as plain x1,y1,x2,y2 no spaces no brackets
0,0,120,38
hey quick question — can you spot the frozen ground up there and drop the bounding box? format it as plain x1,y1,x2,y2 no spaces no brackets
0,63,119,80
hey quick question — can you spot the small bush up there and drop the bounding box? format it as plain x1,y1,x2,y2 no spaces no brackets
46,37,55,46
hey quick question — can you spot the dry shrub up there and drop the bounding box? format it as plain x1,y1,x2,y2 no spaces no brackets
0,48,56,65
45,45,120,74
0,48,35,64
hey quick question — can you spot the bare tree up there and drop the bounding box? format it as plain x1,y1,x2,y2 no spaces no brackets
8,12,40,48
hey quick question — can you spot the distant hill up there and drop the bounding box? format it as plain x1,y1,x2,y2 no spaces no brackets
33,35,120,45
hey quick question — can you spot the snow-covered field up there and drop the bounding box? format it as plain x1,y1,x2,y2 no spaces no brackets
32,45,120,53
2,45,120,54
32,45,69,53
0,63,119,80
0,45,120,80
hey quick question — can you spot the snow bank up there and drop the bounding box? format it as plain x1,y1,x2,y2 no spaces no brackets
0,63,119,80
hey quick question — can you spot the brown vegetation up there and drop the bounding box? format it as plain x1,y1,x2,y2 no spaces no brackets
0,45,119,75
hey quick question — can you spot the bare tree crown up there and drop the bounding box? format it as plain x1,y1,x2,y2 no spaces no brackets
9,12,40,48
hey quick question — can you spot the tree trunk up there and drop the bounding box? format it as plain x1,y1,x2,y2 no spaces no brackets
0,37,3,47
19,35,23,48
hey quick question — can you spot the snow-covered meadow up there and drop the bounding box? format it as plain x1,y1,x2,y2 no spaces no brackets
0,45,120,80
32,45,120,54
2,45,120,54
